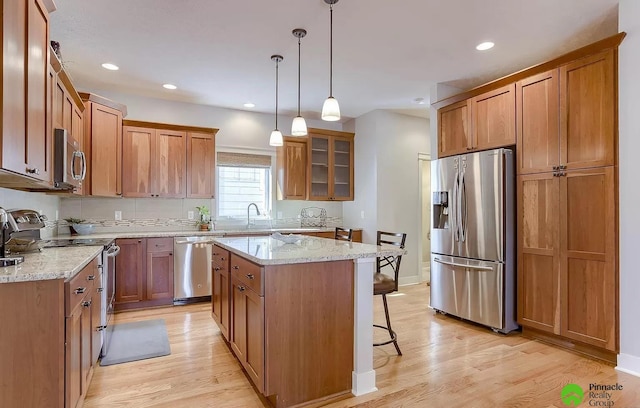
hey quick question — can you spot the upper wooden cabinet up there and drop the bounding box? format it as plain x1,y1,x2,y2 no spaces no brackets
560,50,615,170
276,137,307,200
186,131,216,198
307,128,354,201
1,0,51,182
438,84,515,158
80,93,126,197
122,120,217,199
517,50,615,174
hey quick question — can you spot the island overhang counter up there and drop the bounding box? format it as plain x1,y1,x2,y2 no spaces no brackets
208,235,405,408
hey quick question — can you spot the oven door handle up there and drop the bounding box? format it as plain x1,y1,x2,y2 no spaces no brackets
106,245,120,257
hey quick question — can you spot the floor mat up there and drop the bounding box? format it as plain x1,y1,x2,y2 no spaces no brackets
100,319,171,366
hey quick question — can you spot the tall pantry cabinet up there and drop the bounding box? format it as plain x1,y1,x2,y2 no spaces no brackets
516,47,618,357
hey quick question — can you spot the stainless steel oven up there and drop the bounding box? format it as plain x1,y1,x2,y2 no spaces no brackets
100,242,120,357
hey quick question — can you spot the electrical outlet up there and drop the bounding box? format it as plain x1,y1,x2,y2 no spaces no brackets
55,210,59,221
188,211,194,220
360,210,365,219
277,211,283,220
114,211,122,221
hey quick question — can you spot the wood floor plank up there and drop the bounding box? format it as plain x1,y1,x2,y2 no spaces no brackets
84,284,640,407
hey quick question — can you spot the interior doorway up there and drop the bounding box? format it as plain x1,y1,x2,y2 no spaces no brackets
418,154,431,283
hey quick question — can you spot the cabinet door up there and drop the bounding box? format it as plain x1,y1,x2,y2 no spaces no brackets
560,50,615,170
212,265,230,340
65,309,82,408
230,276,247,362
115,238,146,304
90,103,122,197
332,137,354,200
186,132,215,198
146,250,174,301
91,280,104,364
560,167,616,351
516,70,560,174
122,126,155,198
308,135,331,200
276,139,307,200
517,173,560,334
244,284,264,392
80,300,92,396
438,99,471,157
156,129,186,198
472,83,515,151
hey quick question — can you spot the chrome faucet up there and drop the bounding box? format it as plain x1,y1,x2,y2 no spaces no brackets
247,203,261,228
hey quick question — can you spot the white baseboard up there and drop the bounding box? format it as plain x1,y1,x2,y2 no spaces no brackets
399,275,422,286
616,353,640,378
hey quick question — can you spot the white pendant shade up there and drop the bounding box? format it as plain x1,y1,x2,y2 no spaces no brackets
321,97,341,121
269,129,283,146
291,116,308,136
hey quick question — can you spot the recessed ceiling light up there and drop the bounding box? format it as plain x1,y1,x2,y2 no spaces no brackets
101,63,119,71
163,84,177,90
476,42,495,51
413,97,426,105
243,102,255,108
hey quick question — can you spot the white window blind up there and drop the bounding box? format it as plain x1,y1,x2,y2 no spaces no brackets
216,152,272,217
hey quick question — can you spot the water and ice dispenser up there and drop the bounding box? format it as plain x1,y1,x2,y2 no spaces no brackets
433,191,449,229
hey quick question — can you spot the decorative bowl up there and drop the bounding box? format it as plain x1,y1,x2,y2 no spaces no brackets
271,232,301,244
71,223,95,235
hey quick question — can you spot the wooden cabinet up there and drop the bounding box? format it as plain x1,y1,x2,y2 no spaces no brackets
438,84,515,158
306,229,363,243
560,50,615,170
229,254,265,392
517,50,615,174
276,137,307,200
307,128,354,201
115,237,174,310
1,0,51,182
212,245,231,340
122,123,186,198
80,93,126,197
186,131,216,198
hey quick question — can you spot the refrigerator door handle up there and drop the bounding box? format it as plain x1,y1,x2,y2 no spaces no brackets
460,171,467,242
452,170,460,242
433,257,493,271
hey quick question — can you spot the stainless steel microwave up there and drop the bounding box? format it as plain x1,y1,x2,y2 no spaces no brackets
54,128,86,190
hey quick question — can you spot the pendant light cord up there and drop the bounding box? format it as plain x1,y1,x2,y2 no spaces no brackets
275,58,279,129
329,3,333,98
297,37,301,116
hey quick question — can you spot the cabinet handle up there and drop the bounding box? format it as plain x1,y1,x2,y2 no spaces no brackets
560,165,567,170
559,171,566,177
26,167,40,175
87,275,95,281
552,165,559,170
220,257,226,261
74,287,86,294
213,252,219,256
238,286,246,292
96,326,106,332
246,274,255,280
138,240,142,243
82,300,91,307
97,287,104,292
214,267,221,271
232,265,239,270
169,253,173,256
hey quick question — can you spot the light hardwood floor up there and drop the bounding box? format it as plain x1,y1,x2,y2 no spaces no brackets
85,284,640,408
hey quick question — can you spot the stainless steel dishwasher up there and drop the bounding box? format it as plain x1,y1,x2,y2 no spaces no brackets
173,237,212,303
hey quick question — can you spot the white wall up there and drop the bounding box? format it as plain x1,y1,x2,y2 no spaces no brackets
617,0,640,377
343,111,430,285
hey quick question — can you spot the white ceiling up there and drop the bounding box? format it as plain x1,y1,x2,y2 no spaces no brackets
49,0,618,122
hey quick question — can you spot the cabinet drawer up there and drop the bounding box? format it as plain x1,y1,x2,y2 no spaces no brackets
230,254,263,295
65,258,98,316
147,238,173,253
212,245,230,267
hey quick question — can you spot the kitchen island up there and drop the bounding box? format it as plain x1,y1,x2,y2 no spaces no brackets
207,235,404,408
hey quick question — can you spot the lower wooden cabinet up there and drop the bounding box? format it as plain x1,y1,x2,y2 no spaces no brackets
305,229,362,242
518,166,617,357
115,237,174,310
211,245,230,340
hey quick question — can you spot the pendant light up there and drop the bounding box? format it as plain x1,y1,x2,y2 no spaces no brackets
269,55,284,147
291,28,308,136
321,0,340,121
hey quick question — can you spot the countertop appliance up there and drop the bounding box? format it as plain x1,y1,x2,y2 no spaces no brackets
0,208,48,265
44,237,120,357
430,148,518,333
54,128,86,190
174,237,212,303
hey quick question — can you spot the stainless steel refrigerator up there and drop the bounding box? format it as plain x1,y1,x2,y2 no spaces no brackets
430,148,518,333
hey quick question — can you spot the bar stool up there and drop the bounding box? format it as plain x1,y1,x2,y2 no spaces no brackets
334,227,353,242
374,231,407,356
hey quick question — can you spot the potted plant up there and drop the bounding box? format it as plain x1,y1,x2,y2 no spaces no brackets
195,206,211,231
64,217,90,235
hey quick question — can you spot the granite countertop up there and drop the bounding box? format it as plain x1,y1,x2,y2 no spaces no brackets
0,246,103,284
210,235,405,266
0,227,367,284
